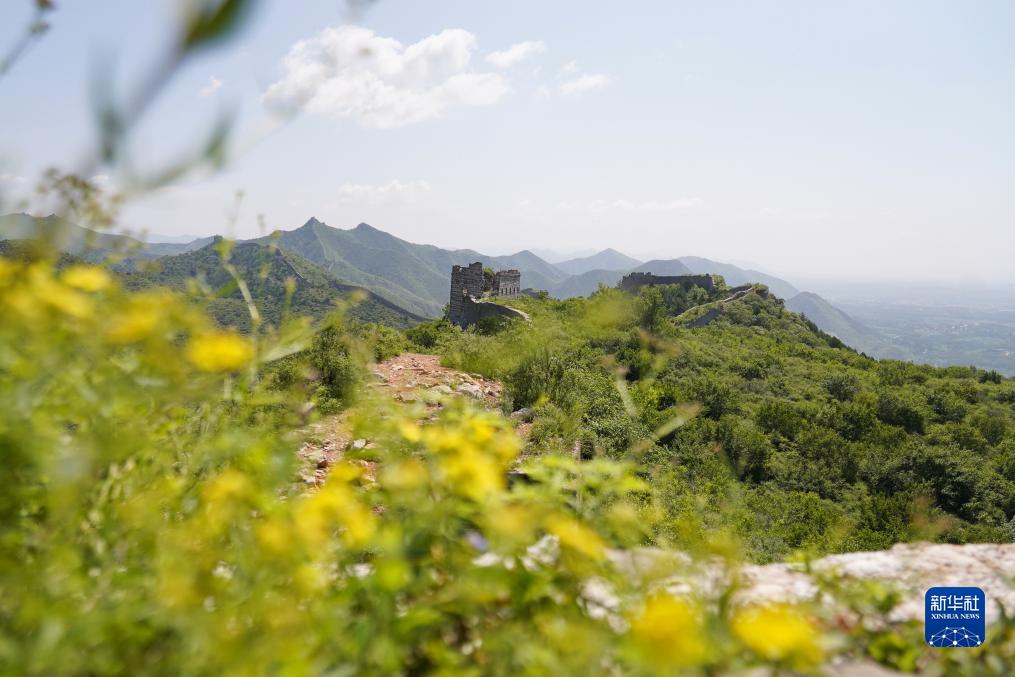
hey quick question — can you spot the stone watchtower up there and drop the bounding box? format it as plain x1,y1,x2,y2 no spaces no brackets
449,262,528,328
493,269,521,297
449,262,485,326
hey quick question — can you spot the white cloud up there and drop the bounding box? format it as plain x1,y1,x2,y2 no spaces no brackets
335,179,431,205
555,197,704,213
200,76,223,97
0,173,27,185
559,73,610,96
559,60,579,76
262,25,511,128
486,40,545,68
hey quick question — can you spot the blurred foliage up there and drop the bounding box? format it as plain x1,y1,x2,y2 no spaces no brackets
0,257,833,674
0,0,54,78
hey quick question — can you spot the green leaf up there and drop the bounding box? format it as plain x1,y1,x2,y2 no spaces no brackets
181,0,257,52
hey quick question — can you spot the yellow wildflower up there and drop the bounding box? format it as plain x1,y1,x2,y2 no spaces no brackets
0,258,16,285
203,469,252,505
107,305,161,344
327,460,365,484
398,420,422,443
105,291,178,344
45,285,93,318
380,458,427,490
23,266,93,318
61,264,111,292
546,515,605,560
422,427,469,455
439,448,504,501
255,519,292,556
467,417,495,444
294,484,376,549
486,502,537,543
732,604,822,667
187,332,254,372
630,595,707,668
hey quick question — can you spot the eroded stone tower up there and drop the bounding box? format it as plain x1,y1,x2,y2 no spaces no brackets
449,262,485,326
493,269,521,297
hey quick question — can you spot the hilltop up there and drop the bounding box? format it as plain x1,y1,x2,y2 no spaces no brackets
553,248,642,275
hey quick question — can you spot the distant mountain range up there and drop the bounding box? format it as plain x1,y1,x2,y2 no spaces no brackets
0,213,215,259
677,256,800,300
1,212,883,354
546,256,800,300
259,218,568,317
554,248,642,275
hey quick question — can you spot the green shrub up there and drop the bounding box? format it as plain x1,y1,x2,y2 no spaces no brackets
824,373,860,401
405,317,456,350
876,390,927,434
926,387,969,423
757,400,806,440
308,325,365,410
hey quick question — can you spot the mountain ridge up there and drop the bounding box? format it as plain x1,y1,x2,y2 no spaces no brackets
554,248,642,275
0,212,213,259
678,256,799,300
263,217,568,317
1,212,884,358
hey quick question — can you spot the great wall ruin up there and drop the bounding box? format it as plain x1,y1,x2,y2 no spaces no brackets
449,262,530,328
448,266,755,329
618,271,717,293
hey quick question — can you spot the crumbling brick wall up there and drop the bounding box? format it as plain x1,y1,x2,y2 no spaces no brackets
457,296,529,327
619,272,715,293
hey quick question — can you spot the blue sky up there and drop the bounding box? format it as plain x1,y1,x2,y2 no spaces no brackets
1,1,1013,282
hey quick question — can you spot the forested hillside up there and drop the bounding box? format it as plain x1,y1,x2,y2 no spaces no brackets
124,239,425,330
412,281,1015,563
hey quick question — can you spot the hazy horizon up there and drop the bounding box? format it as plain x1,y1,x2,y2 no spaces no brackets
2,1,1013,283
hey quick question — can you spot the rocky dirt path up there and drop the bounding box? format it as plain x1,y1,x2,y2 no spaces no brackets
297,353,508,485
371,352,502,406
